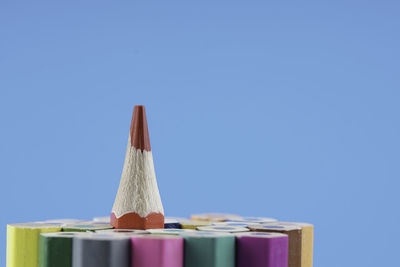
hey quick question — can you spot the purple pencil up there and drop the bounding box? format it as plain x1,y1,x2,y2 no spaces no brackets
236,232,289,267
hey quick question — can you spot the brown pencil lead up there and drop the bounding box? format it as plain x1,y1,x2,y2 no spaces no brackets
130,105,151,151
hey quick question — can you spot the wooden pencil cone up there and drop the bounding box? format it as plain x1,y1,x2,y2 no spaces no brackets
111,105,164,229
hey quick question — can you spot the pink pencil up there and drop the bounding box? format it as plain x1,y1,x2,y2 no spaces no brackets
130,235,183,267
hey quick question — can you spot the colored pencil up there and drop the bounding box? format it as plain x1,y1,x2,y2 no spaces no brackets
38,232,82,267
7,223,62,267
248,224,302,267
181,231,235,267
131,235,184,267
111,106,164,229
236,232,288,267
72,233,131,267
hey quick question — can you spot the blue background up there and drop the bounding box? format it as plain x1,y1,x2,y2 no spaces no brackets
1,1,399,266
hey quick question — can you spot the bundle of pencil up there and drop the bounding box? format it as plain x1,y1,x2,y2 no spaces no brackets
6,214,313,267
6,106,315,267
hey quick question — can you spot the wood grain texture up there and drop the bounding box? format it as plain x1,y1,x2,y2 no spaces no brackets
110,212,164,230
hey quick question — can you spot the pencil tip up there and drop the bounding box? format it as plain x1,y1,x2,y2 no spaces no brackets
130,105,151,151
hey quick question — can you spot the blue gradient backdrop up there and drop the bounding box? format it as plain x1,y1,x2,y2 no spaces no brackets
1,1,399,266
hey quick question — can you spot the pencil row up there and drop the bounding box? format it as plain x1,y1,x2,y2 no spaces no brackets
7,214,313,267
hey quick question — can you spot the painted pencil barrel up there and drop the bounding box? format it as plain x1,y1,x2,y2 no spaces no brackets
236,232,288,267
164,218,181,229
7,223,62,267
130,235,184,267
72,233,131,267
38,232,82,267
178,219,211,229
261,222,314,267
248,224,302,267
181,231,235,267
296,223,313,267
